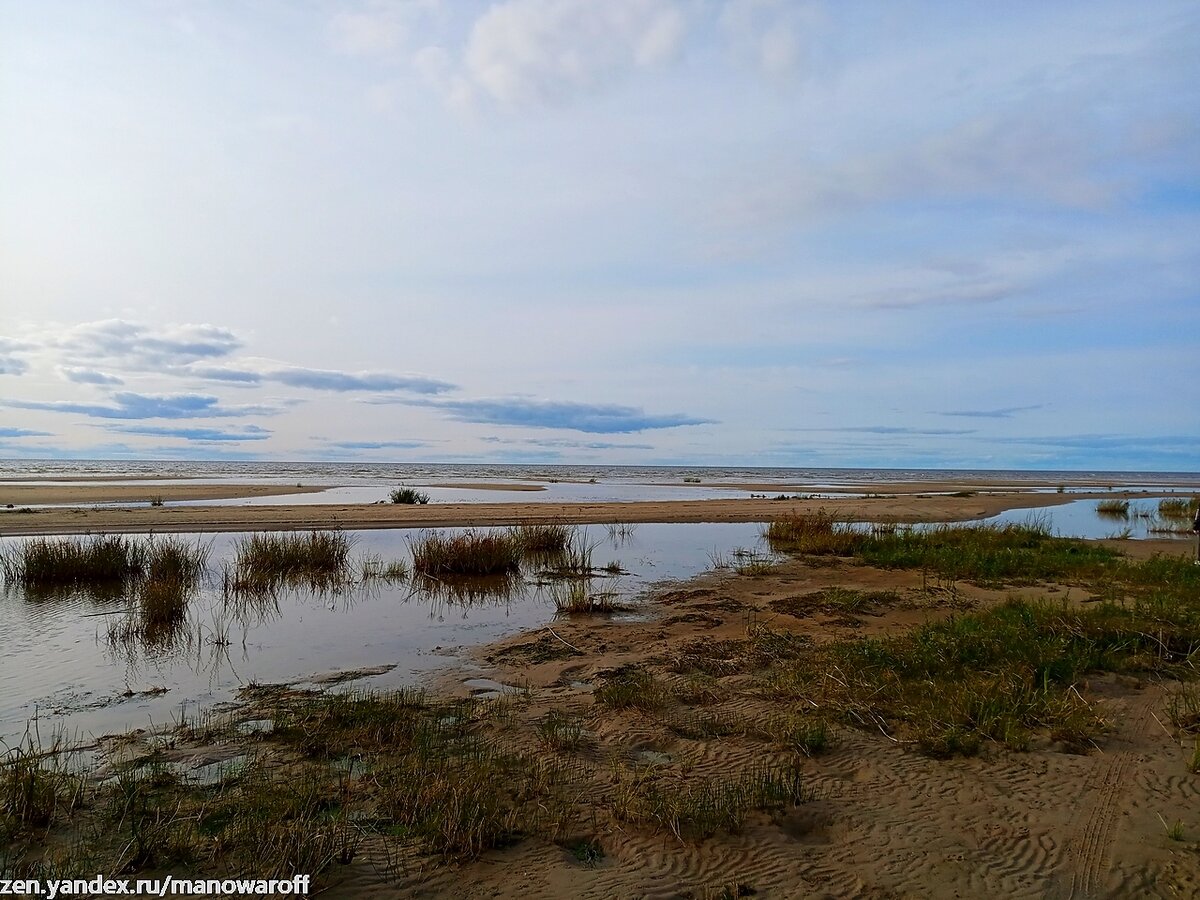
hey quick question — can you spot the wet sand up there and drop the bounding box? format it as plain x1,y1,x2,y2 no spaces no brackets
0,482,327,507
0,489,1145,536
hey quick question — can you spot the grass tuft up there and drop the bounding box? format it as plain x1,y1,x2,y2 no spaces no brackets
388,486,429,505
1096,498,1130,517
226,531,352,593
410,530,520,577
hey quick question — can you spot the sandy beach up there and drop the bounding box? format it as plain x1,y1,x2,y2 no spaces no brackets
3,478,1198,898
0,482,326,507
0,485,1182,537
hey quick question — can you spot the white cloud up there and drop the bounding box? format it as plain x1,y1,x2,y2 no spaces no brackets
461,0,687,106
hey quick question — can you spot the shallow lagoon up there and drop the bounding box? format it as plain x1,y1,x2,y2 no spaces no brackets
0,522,770,749
1,493,1193,751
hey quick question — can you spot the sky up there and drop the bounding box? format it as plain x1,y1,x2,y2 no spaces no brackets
1,0,1197,471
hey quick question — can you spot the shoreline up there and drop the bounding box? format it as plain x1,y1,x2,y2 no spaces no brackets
0,482,328,508
0,489,1160,537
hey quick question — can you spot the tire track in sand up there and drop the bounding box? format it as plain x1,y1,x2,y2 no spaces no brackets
1068,690,1155,898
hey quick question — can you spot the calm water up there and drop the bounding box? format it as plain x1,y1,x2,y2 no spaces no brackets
0,522,770,749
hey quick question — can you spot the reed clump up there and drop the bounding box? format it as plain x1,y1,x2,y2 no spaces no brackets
764,511,865,556
550,580,626,616
226,531,352,593
410,530,520,577
1096,498,1131,517
1158,497,1200,520
509,522,574,556
0,535,146,592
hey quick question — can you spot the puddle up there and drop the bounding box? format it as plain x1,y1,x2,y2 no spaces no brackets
634,750,672,766
0,522,769,748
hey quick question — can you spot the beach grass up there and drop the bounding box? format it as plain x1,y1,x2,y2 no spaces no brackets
0,535,146,592
509,521,574,556
1158,497,1199,520
1096,498,1131,517
410,530,521,577
388,486,430,505
225,531,352,593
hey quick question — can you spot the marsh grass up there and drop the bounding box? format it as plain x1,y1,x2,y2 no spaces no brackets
509,522,574,556
1167,684,1200,734
226,531,352,594
550,580,627,616
764,511,864,556
856,521,1118,585
0,536,146,594
537,710,586,752
1158,497,1200,520
410,530,520,577
1,744,82,831
388,486,429,505
358,553,409,582
605,522,637,542
765,588,1200,756
1096,498,1131,517
763,714,831,756
535,530,600,579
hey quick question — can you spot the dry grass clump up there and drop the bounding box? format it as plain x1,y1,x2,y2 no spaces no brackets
410,530,520,577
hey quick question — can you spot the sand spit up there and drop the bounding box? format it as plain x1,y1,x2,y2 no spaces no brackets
0,489,1166,537
0,482,328,507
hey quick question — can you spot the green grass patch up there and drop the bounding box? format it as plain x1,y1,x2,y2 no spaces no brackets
388,486,429,505
1096,498,1130,517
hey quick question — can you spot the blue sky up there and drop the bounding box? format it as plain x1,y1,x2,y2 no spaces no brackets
1,0,1197,470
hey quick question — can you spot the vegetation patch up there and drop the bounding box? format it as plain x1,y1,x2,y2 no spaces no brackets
410,530,520,577
595,666,669,711
388,486,430,505
612,767,807,840
225,531,352,594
